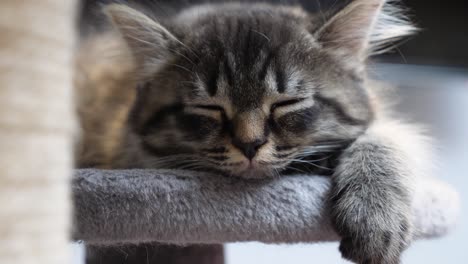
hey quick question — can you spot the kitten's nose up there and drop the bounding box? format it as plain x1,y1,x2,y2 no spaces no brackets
232,138,267,160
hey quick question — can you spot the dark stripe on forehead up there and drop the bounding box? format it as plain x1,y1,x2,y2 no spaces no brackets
223,56,234,86
242,26,253,63
233,18,269,69
235,19,244,43
276,64,286,93
206,61,219,96
202,19,225,97
314,94,369,126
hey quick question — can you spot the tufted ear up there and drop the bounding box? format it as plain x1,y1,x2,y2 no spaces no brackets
315,0,416,64
104,4,180,77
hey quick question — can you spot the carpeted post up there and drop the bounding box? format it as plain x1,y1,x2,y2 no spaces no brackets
0,1,77,263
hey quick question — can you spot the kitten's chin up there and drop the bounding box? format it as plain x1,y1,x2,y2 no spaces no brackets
229,160,279,179
237,169,274,179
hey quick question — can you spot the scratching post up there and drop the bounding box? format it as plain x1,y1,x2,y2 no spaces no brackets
0,1,77,263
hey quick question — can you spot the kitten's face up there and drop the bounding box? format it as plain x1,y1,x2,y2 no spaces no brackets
109,3,380,177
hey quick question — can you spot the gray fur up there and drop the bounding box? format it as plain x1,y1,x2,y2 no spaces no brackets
331,129,412,263
106,2,373,178
72,169,459,244
100,1,434,263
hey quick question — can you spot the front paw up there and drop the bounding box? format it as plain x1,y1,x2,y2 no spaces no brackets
331,198,413,263
338,223,410,264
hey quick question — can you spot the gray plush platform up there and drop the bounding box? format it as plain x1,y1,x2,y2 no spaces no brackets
72,169,460,245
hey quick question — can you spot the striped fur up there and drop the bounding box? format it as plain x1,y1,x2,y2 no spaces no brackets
77,1,432,263
104,2,378,177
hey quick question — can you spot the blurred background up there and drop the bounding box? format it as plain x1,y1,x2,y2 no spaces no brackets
76,0,467,263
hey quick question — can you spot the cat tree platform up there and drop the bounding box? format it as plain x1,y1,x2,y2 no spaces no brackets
72,169,460,244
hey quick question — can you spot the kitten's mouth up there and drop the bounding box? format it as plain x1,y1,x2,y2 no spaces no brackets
233,159,277,179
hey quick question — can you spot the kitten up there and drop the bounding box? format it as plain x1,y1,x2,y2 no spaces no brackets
77,0,433,263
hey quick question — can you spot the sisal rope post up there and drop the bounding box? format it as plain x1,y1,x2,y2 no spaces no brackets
0,1,77,263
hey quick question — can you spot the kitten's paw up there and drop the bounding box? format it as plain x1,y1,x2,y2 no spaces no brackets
331,194,413,264
339,223,407,264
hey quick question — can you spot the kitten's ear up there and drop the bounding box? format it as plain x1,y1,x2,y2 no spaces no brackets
315,0,415,64
104,4,179,76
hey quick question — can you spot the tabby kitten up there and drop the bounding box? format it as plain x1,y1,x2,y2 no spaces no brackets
80,0,433,263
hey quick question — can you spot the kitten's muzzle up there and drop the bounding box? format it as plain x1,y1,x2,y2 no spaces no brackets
232,138,268,160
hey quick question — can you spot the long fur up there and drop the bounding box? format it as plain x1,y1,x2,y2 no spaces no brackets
370,0,418,55
76,1,433,263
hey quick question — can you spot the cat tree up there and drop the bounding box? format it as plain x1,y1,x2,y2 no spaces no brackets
0,1,460,263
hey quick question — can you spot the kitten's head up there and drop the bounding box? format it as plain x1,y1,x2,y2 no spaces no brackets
106,0,415,178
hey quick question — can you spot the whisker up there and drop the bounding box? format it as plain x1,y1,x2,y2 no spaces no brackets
251,29,271,42
168,48,196,65
167,63,194,74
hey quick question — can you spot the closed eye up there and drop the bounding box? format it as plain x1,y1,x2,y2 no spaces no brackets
192,104,225,113
271,98,306,112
